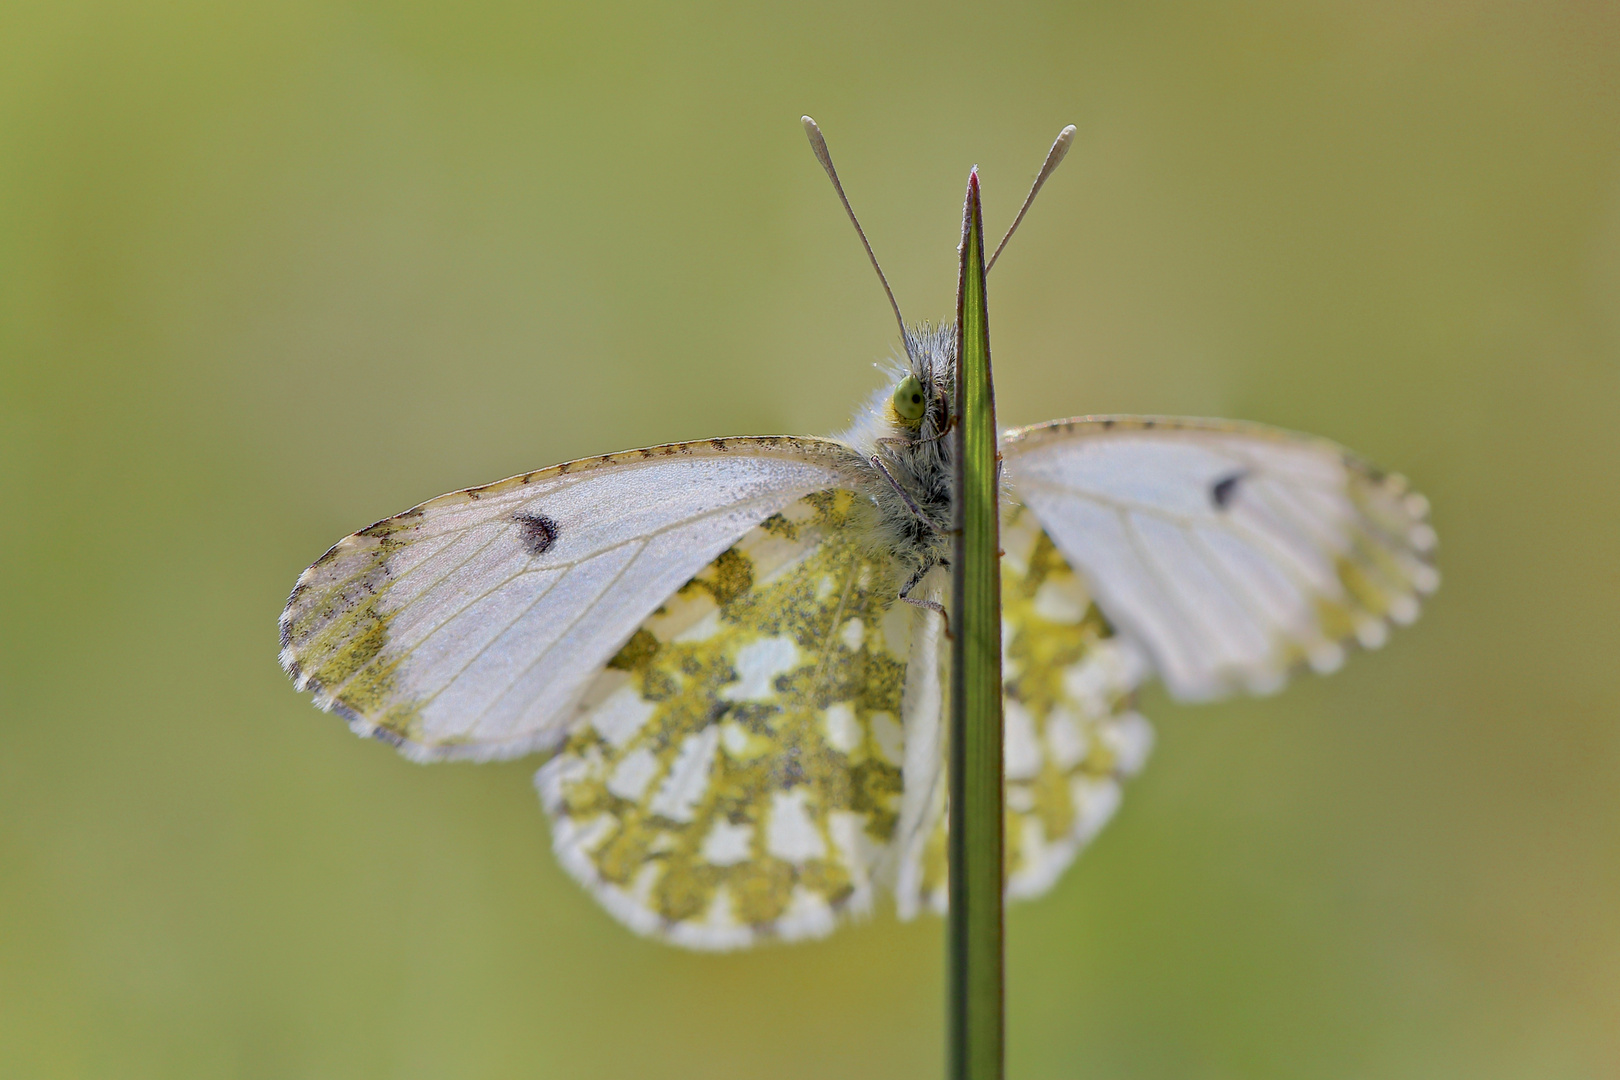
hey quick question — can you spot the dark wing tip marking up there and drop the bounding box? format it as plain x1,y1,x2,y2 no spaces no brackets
370,725,405,748
513,511,561,555
1211,470,1246,510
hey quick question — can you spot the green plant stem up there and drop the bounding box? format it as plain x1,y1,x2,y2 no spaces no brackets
948,168,1004,1080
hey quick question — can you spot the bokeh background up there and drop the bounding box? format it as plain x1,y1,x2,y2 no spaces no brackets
4,2,1618,1077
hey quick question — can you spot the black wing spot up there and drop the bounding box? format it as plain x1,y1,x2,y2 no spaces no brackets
1211,471,1246,510
513,511,560,555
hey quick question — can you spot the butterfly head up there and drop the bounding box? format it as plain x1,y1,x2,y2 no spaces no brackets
836,323,955,479
892,324,956,446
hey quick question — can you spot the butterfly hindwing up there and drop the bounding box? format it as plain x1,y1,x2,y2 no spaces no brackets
1003,417,1438,702
278,438,861,763
999,504,1155,900
894,504,1154,917
535,490,921,948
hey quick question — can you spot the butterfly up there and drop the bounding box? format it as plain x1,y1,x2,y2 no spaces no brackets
279,119,1438,950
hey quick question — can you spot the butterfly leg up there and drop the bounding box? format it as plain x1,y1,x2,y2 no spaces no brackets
898,556,952,638
920,408,957,446
875,407,954,450
869,454,951,535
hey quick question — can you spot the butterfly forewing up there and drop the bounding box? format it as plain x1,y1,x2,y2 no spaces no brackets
535,490,925,948
279,438,862,763
1002,417,1438,702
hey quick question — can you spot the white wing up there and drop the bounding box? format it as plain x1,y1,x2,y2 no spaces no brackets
891,568,950,921
1002,417,1438,701
279,437,862,762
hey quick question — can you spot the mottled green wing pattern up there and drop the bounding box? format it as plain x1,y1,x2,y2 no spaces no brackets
898,502,1153,916
535,490,917,949
999,503,1153,899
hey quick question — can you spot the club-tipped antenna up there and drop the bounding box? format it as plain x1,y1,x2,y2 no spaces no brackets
986,124,1076,274
801,116,912,357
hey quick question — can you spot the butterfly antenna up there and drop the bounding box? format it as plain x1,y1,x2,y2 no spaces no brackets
801,116,913,358
986,124,1077,274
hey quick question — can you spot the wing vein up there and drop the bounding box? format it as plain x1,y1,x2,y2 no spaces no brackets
317,528,517,699
810,547,862,702
1115,507,1215,664
460,539,652,738
315,495,815,707
407,566,573,713
1182,521,1283,656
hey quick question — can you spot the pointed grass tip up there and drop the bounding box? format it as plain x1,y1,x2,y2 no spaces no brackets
959,168,981,256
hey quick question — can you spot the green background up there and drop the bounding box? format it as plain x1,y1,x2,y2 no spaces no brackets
4,2,1617,1077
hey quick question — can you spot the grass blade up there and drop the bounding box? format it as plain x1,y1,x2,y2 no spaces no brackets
948,168,1004,1080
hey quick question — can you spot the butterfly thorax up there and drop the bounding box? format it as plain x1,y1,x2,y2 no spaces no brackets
835,324,958,585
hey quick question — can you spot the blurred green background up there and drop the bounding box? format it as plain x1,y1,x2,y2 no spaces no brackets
3,1,1617,1077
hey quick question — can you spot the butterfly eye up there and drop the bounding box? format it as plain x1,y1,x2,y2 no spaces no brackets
892,374,926,423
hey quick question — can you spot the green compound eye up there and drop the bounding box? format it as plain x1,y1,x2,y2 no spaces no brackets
892,374,926,423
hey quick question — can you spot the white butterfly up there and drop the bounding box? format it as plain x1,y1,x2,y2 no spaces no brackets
279,120,1437,950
